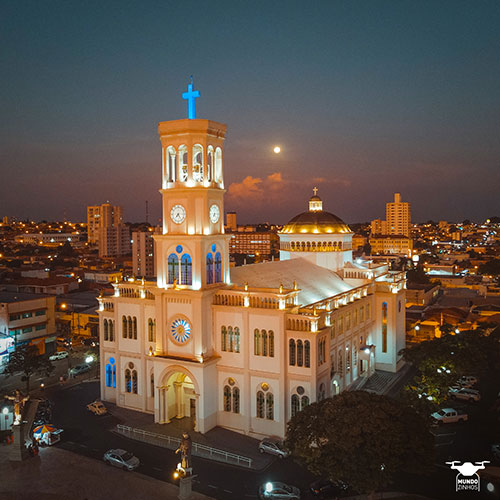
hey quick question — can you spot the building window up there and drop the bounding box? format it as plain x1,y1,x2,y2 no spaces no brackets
256,391,265,418
181,254,192,285
346,346,351,372
22,327,32,334
291,394,300,417
125,369,131,393
150,372,154,397
366,303,371,319
214,252,222,283
266,393,274,420
224,386,232,411
132,370,138,394
305,340,311,367
133,317,137,339
104,319,109,341
221,326,227,351
338,349,344,376
35,324,45,331
206,253,213,284
106,358,116,388
168,253,179,284
382,302,388,353
269,330,274,357
148,319,156,342
35,310,46,317
254,329,261,355
127,316,132,338
301,395,309,408
262,330,268,356
228,326,234,352
346,313,351,330
109,320,114,341
360,306,365,322
122,316,127,338
289,339,296,365
233,387,240,414
331,319,336,339
22,312,32,319
338,316,344,334
297,340,304,367
234,327,240,353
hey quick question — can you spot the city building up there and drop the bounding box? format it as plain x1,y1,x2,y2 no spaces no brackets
226,212,237,232
87,203,123,244
371,193,411,237
98,224,131,258
369,235,413,256
132,228,160,278
14,233,83,246
228,229,279,260
98,87,406,439
0,292,57,364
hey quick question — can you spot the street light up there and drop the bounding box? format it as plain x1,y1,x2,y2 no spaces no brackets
86,355,93,382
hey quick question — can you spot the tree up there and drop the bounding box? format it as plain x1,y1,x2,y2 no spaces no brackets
284,391,434,498
406,266,430,285
5,345,54,393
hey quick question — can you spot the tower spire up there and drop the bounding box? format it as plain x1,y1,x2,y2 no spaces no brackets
182,77,201,119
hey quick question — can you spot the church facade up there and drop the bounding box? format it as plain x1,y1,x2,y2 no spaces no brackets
98,87,406,438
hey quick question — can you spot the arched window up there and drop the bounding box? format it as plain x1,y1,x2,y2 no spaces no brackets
266,393,274,420
291,394,300,417
192,144,203,182
228,326,234,352
234,327,240,353
207,146,214,182
256,391,265,418
148,319,155,342
125,369,131,393
262,330,268,356
269,330,274,357
106,358,116,388
132,370,138,394
104,319,109,341
301,395,309,408
382,302,388,353
214,252,222,283
297,340,304,367
167,146,176,182
127,316,132,339
179,145,188,181
181,254,192,285
304,340,310,367
233,387,240,414
289,339,296,365
109,320,114,341
122,316,127,338
254,329,261,355
133,317,137,339
206,253,213,284
224,386,231,411
168,254,179,284
221,326,227,351
338,349,344,376
215,147,222,183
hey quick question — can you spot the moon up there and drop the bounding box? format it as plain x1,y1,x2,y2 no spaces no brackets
273,146,281,154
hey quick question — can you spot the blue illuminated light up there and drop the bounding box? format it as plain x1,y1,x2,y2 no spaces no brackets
211,244,216,252
182,76,200,119
176,245,183,253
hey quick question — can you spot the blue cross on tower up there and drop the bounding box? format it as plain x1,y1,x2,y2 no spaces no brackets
182,76,200,119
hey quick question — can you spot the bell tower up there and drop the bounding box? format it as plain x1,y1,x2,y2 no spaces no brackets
155,81,230,290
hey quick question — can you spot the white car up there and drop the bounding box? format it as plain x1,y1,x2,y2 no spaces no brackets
103,449,140,471
448,387,480,402
70,363,91,376
259,482,300,499
87,400,108,415
258,438,290,459
49,351,69,361
431,408,468,425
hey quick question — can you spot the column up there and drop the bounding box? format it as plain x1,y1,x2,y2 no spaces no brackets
174,381,183,419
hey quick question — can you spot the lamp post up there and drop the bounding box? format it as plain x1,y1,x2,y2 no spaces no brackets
85,355,93,382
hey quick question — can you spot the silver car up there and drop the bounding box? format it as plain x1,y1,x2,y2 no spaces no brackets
259,481,300,499
448,387,480,402
258,438,290,459
103,449,140,471
70,363,90,376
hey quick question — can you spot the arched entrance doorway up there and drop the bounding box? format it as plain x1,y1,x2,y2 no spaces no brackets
156,369,199,431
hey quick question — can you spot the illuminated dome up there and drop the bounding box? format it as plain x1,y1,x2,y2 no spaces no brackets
281,188,351,234
281,210,352,234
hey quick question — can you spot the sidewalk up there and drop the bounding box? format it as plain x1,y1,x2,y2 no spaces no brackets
0,445,213,500
108,401,275,471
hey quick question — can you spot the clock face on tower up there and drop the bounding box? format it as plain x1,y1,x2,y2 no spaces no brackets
209,204,220,223
170,204,186,224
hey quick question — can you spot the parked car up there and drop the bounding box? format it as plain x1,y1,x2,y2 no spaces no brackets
49,350,69,361
87,400,108,415
310,478,349,498
448,387,480,402
457,376,478,388
70,363,91,376
492,444,500,461
103,449,140,471
258,481,300,499
258,438,290,459
431,408,468,425
57,337,72,347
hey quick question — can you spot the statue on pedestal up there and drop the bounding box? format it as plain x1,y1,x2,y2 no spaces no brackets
4,390,29,425
175,431,192,473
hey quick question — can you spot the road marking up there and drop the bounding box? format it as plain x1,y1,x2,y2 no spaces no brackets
208,485,218,489
223,490,232,494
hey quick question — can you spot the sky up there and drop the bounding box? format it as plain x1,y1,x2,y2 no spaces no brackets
1,0,499,225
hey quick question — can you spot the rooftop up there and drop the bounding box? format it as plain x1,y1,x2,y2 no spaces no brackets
0,291,50,303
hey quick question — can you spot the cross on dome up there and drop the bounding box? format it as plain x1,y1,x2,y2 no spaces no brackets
313,187,318,196
182,76,201,119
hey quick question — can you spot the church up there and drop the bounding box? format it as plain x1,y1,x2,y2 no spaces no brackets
98,83,406,438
